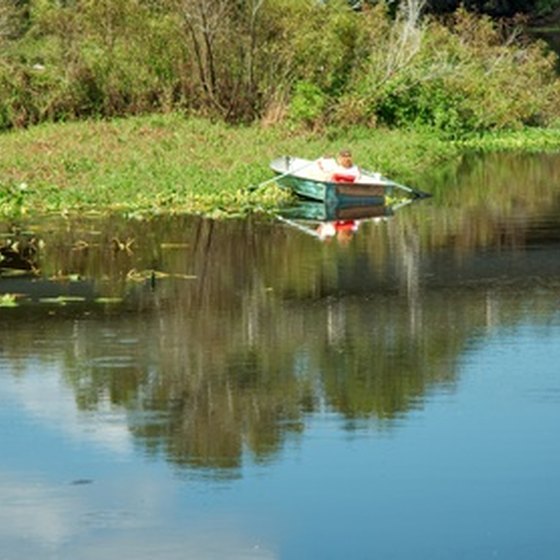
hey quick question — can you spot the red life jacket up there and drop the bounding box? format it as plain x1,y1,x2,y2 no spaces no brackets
332,173,356,183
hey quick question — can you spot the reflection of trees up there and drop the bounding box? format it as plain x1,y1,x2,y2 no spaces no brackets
2,281,556,477
403,151,560,254
316,296,458,421
2,152,560,475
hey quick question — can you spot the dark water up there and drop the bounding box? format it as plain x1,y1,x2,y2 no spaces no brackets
532,28,560,65
1,152,560,559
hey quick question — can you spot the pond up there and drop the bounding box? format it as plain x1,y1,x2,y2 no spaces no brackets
1,151,560,559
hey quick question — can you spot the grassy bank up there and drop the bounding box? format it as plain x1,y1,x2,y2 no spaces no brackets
1,113,560,218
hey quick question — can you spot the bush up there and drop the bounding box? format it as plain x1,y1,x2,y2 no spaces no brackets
288,81,327,128
339,7,560,135
0,1,558,134
0,0,188,128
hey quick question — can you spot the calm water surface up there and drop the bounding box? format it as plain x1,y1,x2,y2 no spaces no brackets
1,152,560,559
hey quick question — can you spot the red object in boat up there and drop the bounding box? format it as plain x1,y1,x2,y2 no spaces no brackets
334,220,358,231
332,173,356,183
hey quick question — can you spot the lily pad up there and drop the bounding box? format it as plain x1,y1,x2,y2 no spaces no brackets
94,297,123,304
0,294,19,307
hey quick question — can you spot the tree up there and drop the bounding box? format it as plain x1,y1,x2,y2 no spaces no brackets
175,0,267,121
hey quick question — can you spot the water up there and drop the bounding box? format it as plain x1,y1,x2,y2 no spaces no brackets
1,152,560,559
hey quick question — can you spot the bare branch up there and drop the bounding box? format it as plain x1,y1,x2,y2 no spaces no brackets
179,0,232,109
384,0,426,80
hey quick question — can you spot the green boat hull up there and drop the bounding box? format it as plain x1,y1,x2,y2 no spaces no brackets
269,156,426,206
275,174,388,206
278,200,394,222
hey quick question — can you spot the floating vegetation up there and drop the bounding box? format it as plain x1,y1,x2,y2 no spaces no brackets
0,294,19,307
127,269,165,283
0,268,31,278
459,128,560,153
38,296,86,305
160,243,190,249
49,273,83,283
126,269,197,283
0,114,461,219
94,297,123,304
72,240,92,251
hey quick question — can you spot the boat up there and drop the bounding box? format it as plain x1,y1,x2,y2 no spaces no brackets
273,198,418,241
270,156,428,205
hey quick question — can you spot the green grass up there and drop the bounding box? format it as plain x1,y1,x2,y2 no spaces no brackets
1,113,560,218
458,127,560,152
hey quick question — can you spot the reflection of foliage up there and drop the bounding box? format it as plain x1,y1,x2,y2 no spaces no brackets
2,152,560,476
0,235,40,274
376,151,560,256
317,298,459,420
0,293,18,307
129,346,314,472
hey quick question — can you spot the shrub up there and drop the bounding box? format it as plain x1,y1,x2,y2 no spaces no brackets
288,81,327,128
0,1,559,134
340,7,560,135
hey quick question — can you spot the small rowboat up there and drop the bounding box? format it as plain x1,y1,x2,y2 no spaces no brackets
270,156,428,205
274,197,417,241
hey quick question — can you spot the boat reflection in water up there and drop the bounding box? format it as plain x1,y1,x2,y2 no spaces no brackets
275,198,413,243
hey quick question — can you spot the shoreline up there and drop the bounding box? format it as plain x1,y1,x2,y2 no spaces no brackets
1,114,560,219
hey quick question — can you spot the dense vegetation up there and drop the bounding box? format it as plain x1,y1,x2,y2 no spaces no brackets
1,0,559,136
1,1,560,218
0,113,463,216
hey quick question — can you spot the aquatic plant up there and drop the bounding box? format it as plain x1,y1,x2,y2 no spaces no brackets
0,294,18,307
0,113,463,217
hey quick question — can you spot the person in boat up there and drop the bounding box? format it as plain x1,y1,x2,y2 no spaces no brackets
316,219,360,243
317,149,361,183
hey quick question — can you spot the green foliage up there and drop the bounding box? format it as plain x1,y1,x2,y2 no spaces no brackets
0,112,463,217
375,79,473,136
1,110,560,218
345,7,560,136
1,0,187,126
289,81,327,127
0,1,559,135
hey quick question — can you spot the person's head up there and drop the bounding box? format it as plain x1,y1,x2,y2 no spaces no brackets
337,149,353,169
334,219,358,245
336,228,355,245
